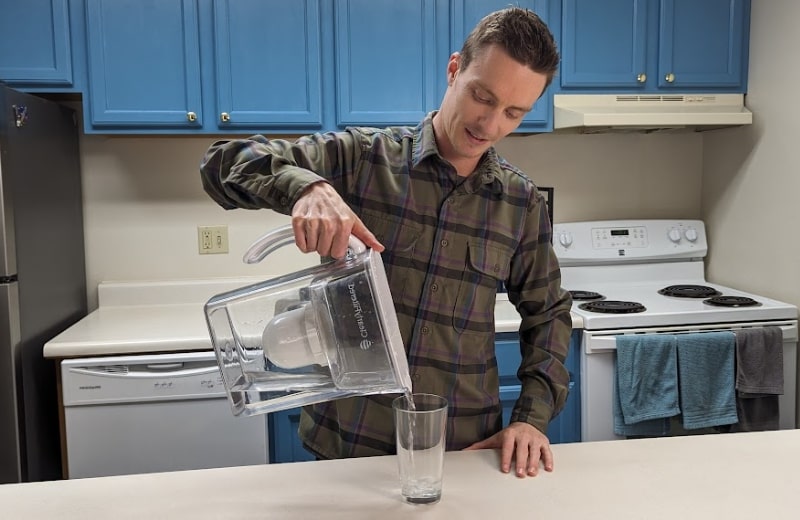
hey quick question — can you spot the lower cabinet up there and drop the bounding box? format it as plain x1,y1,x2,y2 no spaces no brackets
496,330,581,444
270,330,582,463
269,409,315,464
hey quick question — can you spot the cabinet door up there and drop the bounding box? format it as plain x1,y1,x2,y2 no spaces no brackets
657,0,747,88
0,0,72,85
334,0,447,126
451,0,553,129
269,409,315,463
496,331,581,444
213,0,323,129
560,0,648,88
85,0,203,127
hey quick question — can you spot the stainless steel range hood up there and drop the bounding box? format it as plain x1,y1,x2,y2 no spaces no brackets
553,93,752,132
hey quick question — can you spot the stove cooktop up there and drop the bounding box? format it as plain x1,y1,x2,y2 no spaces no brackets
567,280,797,330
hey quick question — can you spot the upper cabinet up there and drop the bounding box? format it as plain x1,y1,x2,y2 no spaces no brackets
334,0,448,127
451,0,552,131
85,0,203,129
559,0,750,92
85,0,325,133
213,0,323,130
0,0,74,87
0,0,753,133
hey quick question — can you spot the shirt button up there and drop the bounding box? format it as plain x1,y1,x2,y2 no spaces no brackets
431,283,438,292
493,264,501,273
440,239,448,247
421,326,430,335
280,196,289,206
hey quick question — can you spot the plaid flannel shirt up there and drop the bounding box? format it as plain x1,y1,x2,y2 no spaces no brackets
200,113,573,458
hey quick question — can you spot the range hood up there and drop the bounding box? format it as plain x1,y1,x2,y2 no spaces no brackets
553,93,752,132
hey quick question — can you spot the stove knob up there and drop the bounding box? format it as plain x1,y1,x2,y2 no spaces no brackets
558,232,573,248
667,228,682,243
684,228,698,242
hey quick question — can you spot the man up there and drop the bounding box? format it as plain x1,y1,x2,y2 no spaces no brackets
200,7,572,478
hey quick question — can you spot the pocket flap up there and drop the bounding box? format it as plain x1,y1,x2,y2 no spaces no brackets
467,242,511,280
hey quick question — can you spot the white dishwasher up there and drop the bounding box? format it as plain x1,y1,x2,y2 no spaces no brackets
61,351,269,479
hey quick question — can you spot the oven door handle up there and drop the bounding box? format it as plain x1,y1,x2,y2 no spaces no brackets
584,322,799,353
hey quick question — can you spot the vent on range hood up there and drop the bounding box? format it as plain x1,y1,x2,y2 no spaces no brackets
553,93,752,133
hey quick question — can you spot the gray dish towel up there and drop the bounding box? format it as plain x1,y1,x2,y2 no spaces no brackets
735,326,784,394
731,327,784,432
676,331,738,430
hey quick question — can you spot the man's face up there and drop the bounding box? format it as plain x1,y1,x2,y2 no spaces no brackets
434,44,548,174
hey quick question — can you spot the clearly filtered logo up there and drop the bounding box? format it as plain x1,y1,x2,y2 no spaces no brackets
348,282,373,350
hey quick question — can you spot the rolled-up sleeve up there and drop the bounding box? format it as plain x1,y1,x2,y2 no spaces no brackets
199,132,363,213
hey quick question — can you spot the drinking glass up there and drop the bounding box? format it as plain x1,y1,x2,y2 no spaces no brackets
392,393,448,504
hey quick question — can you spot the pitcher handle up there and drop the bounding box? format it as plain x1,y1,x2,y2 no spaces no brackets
242,224,367,264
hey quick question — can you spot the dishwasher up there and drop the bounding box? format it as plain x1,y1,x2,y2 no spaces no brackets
61,351,269,479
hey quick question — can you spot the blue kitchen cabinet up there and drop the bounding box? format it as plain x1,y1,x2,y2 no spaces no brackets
559,0,750,92
269,409,315,464
496,330,581,443
85,0,326,133
0,0,74,87
334,0,449,127
85,0,204,129
212,0,324,130
450,0,553,131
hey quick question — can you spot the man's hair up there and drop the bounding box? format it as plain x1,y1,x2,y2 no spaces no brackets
460,7,560,89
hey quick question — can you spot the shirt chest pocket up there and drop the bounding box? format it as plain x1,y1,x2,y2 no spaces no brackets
454,242,512,335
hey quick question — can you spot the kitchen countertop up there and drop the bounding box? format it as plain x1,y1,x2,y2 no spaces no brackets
44,278,582,358
1,429,795,519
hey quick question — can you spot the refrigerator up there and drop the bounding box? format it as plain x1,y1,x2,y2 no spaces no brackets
0,84,87,483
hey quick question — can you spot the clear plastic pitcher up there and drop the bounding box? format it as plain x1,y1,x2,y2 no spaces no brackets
205,225,412,417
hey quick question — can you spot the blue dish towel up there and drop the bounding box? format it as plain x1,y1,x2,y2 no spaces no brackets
676,332,738,430
614,334,680,437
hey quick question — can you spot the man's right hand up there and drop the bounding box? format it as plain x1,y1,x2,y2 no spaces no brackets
290,182,384,259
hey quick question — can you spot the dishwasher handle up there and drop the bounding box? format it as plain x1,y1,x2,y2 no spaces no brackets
67,361,221,379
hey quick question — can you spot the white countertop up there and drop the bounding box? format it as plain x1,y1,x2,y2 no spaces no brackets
1,429,796,519
44,278,582,358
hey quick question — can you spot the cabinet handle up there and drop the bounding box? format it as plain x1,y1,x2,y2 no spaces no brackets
220,112,230,123
637,73,647,83
665,73,675,83
187,112,197,122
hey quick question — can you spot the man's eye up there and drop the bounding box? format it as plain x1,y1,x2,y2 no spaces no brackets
474,91,492,104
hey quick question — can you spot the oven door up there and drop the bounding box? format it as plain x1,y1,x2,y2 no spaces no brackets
580,320,798,442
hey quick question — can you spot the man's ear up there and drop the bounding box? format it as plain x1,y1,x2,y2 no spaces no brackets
447,52,461,85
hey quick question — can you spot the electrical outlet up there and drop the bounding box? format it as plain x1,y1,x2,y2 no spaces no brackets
198,225,229,254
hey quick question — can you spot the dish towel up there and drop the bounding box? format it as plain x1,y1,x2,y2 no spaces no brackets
676,332,738,430
613,334,680,437
732,327,784,431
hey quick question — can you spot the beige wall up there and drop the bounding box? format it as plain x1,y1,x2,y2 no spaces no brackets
702,1,800,308
79,131,703,309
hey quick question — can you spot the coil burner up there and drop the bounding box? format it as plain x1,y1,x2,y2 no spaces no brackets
577,300,646,314
703,295,761,307
569,290,605,301
658,285,721,298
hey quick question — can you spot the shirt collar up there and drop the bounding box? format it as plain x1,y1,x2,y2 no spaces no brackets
412,112,505,193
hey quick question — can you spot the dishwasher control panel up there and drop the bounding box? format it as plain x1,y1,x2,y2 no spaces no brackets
62,351,225,405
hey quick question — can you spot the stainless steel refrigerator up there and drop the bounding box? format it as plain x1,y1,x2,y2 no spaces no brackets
0,84,87,483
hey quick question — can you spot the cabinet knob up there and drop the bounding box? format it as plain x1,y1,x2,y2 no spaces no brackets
187,112,197,122
637,73,647,83
665,73,675,83
220,112,230,123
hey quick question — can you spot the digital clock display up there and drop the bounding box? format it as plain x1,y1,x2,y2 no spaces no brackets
610,229,629,236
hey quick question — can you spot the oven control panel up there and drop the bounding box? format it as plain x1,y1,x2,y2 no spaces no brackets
553,219,707,265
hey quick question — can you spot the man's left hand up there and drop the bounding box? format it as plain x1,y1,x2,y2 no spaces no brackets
463,421,553,477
